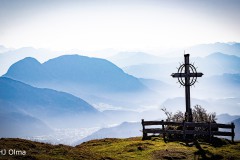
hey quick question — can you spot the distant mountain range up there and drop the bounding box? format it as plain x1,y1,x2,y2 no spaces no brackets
1,42,239,76
217,114,240,123
109,52,167,67
161,42,240,57
3,55,157,109
198,52,240,76
187,42,240,57
0,112,52,137
198,73,240,99
121,52,240,99
0,47,62,76
0,77,102,129
73,121,142,145
2,52,239,113
123,52,240,80
4,55,147,92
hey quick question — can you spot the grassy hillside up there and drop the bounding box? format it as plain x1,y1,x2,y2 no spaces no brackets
0,137,240,160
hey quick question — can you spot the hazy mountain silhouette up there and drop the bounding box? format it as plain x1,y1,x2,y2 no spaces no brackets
73,121,141,145
109,51,166,67
4,55,147,92
187,42,240,57
0,47,61,76
203,73,240,88
124,52,240,81
217,114,240,123
4,57,54,83
74,112,240,145
122,52,240,101
3,55,154,110
139,78,171,90
0,112,52,137
198,52,240,77
43,55,146,92
198,73,240,98
0,77,101,128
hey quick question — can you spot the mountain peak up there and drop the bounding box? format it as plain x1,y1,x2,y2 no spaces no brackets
16,57,40,64
4,57,41,75
3,57,51,83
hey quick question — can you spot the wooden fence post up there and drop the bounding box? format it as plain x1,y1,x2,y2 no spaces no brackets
142,119,147,140
162,120,165,141
183,121,186,141
209,122,212,142
231,122,235,143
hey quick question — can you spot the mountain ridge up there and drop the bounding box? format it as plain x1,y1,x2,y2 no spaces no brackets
0,77,102,128
4,55,147,93
3,55,156,110
0,112,53,137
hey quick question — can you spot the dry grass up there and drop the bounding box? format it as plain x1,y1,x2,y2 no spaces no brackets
0,137,240,160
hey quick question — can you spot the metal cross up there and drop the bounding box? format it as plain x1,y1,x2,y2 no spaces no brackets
171,54,203,122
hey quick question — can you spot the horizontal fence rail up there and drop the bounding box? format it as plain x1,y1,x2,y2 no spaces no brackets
142,119,235,142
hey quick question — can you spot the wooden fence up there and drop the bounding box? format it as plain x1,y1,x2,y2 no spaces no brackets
142,119,235,142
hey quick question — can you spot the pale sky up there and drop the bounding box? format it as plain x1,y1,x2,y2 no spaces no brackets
0,0,240,52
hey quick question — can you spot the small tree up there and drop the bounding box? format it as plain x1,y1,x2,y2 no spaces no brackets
172,110,184,122
161,105,217,123
192,105,216,122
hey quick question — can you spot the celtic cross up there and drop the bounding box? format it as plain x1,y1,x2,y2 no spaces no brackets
171,54,203,122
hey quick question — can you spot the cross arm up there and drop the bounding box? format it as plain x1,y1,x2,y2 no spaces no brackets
171,73,203,78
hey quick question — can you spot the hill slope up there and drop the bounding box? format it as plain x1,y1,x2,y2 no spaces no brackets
0,137,239,160
74,122,142,145
0,112,52,137
0,77,101,128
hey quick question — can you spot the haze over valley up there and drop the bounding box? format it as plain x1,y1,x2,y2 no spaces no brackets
0,42,240,145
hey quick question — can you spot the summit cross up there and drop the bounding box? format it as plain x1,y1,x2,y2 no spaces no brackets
171,54,203,122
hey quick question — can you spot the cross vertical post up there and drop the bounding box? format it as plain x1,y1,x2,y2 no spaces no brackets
184,54,192,122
